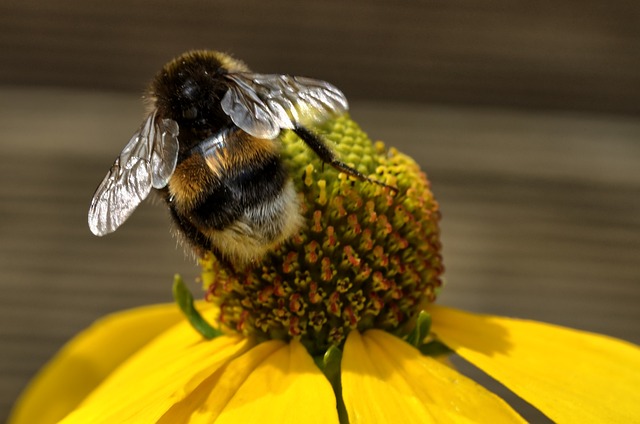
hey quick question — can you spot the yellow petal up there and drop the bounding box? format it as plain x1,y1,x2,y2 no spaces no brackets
342,330,525,423
60,306,251,423
154,340,339,423
9,303,185,424
430,305,640,423
158,340,286,423
214,340,339,423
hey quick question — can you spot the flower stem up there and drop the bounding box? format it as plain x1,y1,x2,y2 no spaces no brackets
315,346,350,424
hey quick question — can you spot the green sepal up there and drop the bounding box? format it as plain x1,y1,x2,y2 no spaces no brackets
419,340,454,357
406,310,432,347
172,274,222,340
314,346,349,424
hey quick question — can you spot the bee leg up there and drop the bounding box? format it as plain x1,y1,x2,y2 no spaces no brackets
169,206,212,250
208,246,240,274
293,126,398,193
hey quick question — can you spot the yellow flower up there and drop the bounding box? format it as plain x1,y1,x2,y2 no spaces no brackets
10,303,640,423
10,117,640,423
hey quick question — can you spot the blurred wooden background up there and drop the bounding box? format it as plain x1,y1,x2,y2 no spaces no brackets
1,1,639,422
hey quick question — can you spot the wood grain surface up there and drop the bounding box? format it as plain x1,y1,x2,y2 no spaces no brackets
1,1,639,421
1,0,640,114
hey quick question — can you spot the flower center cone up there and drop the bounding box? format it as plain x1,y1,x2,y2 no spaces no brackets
201,115,444,356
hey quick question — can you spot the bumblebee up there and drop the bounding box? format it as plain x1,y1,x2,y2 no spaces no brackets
88,50,393,267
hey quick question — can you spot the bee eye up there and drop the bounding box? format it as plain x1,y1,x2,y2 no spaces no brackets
182,106,198,120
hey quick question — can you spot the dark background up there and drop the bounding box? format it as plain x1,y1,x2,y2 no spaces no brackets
2,1,639,422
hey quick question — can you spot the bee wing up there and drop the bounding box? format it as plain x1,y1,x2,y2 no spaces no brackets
198,128,232,161
88,112,179,236
221,73,349,139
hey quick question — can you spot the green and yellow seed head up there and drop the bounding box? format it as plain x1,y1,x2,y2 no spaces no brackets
201,115,443,355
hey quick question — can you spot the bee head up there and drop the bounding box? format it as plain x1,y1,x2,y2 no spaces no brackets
150,50,250,142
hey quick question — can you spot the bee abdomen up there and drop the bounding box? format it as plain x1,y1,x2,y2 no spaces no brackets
209,180,302,265
191,155,285,228
171,150,302,266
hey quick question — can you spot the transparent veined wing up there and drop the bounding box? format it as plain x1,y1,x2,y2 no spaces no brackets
88,112,179,236
221,73,349,139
